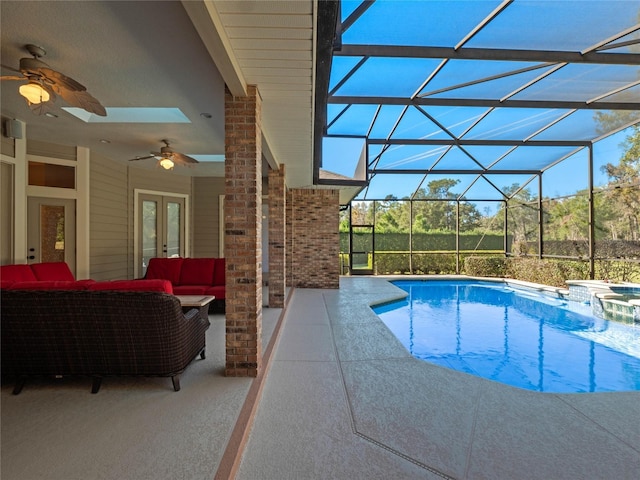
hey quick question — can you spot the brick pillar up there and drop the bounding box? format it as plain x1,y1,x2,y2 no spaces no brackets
224,85,262,377
289,189,340,289
286,189,294,287
268,165,286,307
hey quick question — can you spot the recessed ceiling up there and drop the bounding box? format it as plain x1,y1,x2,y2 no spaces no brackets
1,0,316,184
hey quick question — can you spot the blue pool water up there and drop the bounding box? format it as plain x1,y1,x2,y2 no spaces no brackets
373,280,640,393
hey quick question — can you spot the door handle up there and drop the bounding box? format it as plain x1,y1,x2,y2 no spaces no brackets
28,255,35,260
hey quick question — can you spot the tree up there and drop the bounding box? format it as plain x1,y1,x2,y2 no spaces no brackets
411,179,481,232
601,125,640,240
500,184,539,246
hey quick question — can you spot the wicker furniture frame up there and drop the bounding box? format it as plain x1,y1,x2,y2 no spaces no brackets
1,289,210,394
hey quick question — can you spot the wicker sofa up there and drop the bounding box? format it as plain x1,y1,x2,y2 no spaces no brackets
1,289,210,394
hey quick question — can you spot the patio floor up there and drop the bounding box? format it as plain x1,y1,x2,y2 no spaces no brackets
1,277,639,479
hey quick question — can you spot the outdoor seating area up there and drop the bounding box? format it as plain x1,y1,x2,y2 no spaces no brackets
2,278,638,479
1,289,210,394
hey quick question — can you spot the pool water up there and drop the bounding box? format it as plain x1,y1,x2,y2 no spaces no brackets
374,280,640,393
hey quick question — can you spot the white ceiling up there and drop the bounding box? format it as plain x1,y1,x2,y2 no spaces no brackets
0,0,316,186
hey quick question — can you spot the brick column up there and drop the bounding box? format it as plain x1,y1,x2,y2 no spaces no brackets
289,189,340,289
224,85,262,377
286,190,294,288
268,165,286,307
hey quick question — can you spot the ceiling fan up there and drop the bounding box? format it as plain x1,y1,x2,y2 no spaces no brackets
0,44,106,116
129,140,199,170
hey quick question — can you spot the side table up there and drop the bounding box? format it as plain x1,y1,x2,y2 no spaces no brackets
175,295,215,321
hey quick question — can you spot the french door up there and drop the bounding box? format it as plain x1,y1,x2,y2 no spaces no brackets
27,197,76,273
138,193,186,277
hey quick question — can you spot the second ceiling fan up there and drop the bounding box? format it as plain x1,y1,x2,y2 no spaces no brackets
129,140,198,170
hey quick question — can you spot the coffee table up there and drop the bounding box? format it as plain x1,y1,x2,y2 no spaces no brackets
175,295,215,321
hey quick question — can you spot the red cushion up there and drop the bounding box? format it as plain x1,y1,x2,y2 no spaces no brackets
145,258,184,284
213,258,225,286
179,258,215,286
88,279,173,293
8,280,87,290
0,264,37,283
31,262,75,281
205,285,225,299
172,285,207,295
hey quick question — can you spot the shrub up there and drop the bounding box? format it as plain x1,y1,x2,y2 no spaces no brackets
411,253,457,274
464,256,507,277
374,253,410,274
595,260,640,282
505,258,589,287
373,253,459,274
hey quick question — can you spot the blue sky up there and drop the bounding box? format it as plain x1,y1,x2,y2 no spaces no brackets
322,127,631,202
322,0,639,207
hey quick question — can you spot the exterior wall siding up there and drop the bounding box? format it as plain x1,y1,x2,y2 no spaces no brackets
89,153,128,280
193,176,225,258
90,154,193,280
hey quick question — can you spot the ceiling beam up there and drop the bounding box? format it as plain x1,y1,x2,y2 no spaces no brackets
328,96,640,110
366,139,591,147
335,45,640,65
182,0,247,96
369,169,541,175
313,0,339,183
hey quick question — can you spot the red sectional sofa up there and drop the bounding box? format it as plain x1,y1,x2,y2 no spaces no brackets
144,257,225,299
1,262,94,290
143,257,226,312
1,258,226,311
0,262,173,293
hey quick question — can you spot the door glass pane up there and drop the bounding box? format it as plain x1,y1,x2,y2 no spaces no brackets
166,202,181,258
40,205,65,262
142,200,158,275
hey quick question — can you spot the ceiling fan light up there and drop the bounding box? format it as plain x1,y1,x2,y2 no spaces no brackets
19,82,50,104
159,158,174,170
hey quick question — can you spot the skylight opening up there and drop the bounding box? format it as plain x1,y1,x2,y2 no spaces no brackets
62,107,191,123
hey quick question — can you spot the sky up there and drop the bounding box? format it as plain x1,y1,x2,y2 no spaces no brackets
320,0,639,207
322,127,633,205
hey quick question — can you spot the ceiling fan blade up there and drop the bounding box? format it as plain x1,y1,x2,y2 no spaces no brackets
128,155,156,161
0,75,25,81
56,88,106,116
28,99,56,116
23,83,57,116
39,67,86,92
39,67,106,116
1,63,22,74
172,152,199,165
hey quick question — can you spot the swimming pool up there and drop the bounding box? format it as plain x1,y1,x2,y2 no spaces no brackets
373,280,640,393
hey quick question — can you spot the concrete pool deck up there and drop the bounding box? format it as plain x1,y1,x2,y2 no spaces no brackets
237,276,640,479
